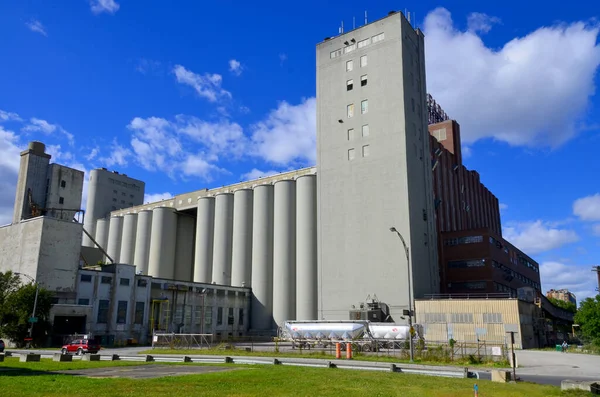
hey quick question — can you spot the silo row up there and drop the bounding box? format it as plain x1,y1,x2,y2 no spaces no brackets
96,207,188,280
191,175,318,329
92,174,318,330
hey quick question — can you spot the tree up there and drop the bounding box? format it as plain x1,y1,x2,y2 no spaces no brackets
549,297,577,313
0,271,54,347
573,295,600,345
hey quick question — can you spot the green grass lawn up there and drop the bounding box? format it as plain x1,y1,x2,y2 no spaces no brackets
139,347,511,368
0,358,589,397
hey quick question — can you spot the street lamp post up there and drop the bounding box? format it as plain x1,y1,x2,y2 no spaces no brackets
389,227,414,362
15,272,40,342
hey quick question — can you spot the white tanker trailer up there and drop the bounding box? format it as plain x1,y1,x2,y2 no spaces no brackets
280,320,423,351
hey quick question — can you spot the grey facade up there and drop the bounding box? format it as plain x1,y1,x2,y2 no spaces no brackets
50,263,251,345
12,141,83,224
82,168,145,248
103,167,317,332
316,12,439,322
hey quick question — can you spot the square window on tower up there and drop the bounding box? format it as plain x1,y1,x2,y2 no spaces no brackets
360,55,367,67
361,75,367,87
347,104,355,118
346,60,354,72
347,79,354,91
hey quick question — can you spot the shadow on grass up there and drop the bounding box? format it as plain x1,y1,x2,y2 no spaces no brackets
0,367,64,377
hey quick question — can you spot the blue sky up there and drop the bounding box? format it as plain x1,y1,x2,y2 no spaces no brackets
1,0,600,302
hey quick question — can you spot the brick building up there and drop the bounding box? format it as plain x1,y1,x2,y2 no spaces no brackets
426,97,541,295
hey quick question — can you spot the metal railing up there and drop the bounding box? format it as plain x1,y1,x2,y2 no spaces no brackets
3,351,477,379
151,333,213,349
422,293,512,300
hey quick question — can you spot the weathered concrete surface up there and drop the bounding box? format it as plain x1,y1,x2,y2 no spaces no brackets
561,380,600,394
56,365,240,379
491,370,512,383
19,354,41,362
82,354,101,361
53,353,73,362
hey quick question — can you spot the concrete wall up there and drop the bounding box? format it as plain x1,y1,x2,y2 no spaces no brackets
44,164,84,221
316,12,438,322
82,169,145,247
0,217,81,295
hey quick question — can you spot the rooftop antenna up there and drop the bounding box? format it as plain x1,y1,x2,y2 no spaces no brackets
341,20,344,34
365,11,367,25
353,16,355,30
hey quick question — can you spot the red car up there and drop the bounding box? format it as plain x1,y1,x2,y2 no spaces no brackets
61,339,100,355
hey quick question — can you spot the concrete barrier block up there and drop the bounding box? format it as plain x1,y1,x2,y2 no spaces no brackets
183,356,192,363
82,354,101,361
491,370,512,383
273,359,281,365
111,354,120,361
390,364,397,373
327,361,336,368
561,380,600,394
224,356,234,364
145,355,154,362
53,353,73,362
4,351,12,357
19,354,41,362
0,354,4,362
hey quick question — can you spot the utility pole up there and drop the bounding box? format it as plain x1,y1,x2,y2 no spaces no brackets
390,227,414,362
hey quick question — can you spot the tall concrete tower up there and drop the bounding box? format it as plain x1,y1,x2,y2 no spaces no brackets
82,169,145,247
316,12,439,321
12,141,52,223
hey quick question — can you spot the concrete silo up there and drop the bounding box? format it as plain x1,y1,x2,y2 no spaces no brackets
119,213,138,266
148,207,177,279
106,216,124,263
212,193,234,285
231,189,253,287
94,218,110,258
272,180,296,327
250,184,274,331
295,174,318,320
194,196,215,283
133,210,152,275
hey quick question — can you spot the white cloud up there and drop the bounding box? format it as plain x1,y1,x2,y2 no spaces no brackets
279,53,288,65
173,65,231,103
250,97,316,165
86,147,100,161
241,168,279,181
229,59,243,76
424,8,600,147
0,126,23,225
99,141,132,168
90,0,120,15
0,110,22,122
45,144,74,163
239,106,250,114
499,203,508,211
144,192,173,203
25,19,47,36
22,118,74,146
592,224,600,236
540,261,599,303
126,116,237,181
181,153,226,181
503,220,579,254
176,115,246,157
466,12,500,34
573,193,600,221
136,58,161,75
